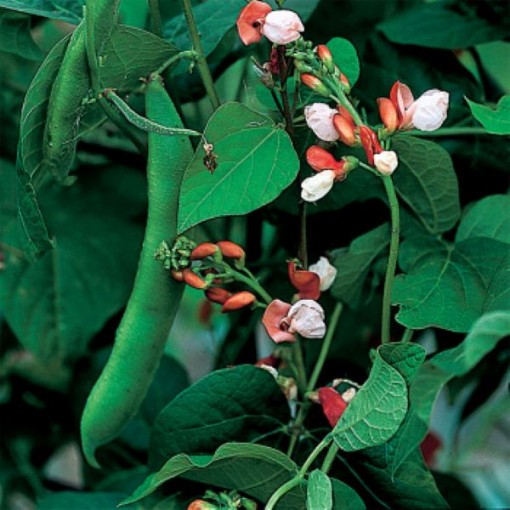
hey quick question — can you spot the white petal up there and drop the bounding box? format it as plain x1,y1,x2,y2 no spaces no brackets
287,300,326,339
304,103,339,142
374,151,398,176
301,170,336,202
262,10,304,45
411,90,449,131
309,256,337,290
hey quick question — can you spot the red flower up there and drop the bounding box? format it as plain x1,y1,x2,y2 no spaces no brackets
236,1,272,45
288,260,321,300
262,299,295,343
318,387,348,427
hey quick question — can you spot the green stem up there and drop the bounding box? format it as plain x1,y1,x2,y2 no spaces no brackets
406,127,490,137
154,49,197,76
401,328,414,342
180,0,221,109
266,478,302,510
328,89,363,126
307,302,343,392
381,176,400,345
230,268,272,304
292,337,308,394
148,0,163,37
299,435,332,476
321,442,339,474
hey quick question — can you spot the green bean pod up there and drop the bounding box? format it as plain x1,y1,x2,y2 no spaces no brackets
80,75,193,468
43,0,120,182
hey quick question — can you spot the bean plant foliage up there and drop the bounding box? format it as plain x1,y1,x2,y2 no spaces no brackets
0,0,509,509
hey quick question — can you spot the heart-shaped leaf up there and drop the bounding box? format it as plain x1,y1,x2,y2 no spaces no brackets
465,95,510,135
327,37,360,87
178,102,299,233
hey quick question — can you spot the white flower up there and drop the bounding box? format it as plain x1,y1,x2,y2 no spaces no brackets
301,170,336,202
374,150,398,176
309,256,337,291
410,90,449,131
304,103,339,142
287,299,326,339
261,10,304,45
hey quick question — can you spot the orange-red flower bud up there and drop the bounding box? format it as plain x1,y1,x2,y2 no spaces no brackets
318,386,348,427
316,44,334,72
332,113,356,146
205,287,232,304
306,145,344,174
171,270,184,282
187,500,217,510
221,291,257,312
216,241,245,261
182,269,208,289
300,74,330,97
377,97,399,132
358,125,383,165
339,72,350,93
191,242,219,260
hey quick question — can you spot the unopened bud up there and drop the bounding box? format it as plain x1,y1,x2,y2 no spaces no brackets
187,500,217,510
332,113,356,146
300,74,330,97
221,291,257,312
316,45,335,73
205,287,232,304
377,97,399,132
216,241,246,266
293,59,313,74
339,72,351,93
191,242,220,260
182,269,209,289
171,270,184,282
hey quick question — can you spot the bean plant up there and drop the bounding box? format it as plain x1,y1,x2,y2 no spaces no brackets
0,0,509,509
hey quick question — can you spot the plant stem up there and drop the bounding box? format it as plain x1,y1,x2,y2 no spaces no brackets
154,49,197,75
299,435,332,476
307,302,343,392
321,442,339,474
292,337,308,394
406,127,490,137
148,0,163,37
381,176,400,344
180,0,220,110
401,328,414,342
230,268,272,304
266,478,302,510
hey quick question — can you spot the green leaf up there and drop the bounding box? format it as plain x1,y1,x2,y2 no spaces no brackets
38,491,126,510
377,4,506,49
0,8,43,60
100,25,179,91
378,343,426,386
332,346,408,451
16,34,70,260
455,194,510,244
330,223,390,309
465,95,510,135
178,102,299,233
124,443,304,509
327,37,360,87
331,479,365,510
393,236,510,332
0,0,83,24
355,448,448,509
390,311,510,475
307,470,333,510
392,136,460,234
0,166,145,361
149,365,290,469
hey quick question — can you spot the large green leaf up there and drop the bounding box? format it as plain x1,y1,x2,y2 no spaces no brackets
331,479,365,510
0,165,145,362
0,0,83,24
355,448,448,509
100,25,179,90
392,136,460,234
307,470,332,510
0,8,43,60
330,223,389,309
377,4,506,49
327,38,360,87
390,311,510,475
149,365,290,469
378,343,426,386
465,95,510,135
455,194,510,245
178,102,299,233
332,346,408,451
38,491,126,510
124,443,304,509
393,235,510,332
16,34,70,260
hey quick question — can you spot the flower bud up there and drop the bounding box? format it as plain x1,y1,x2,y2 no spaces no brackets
216,241,245,263
191,242,219,260
316,44,335,73
374,150,398,176
182,269,209,289
301,170,336,202
300,74,330,97
305,145,344,173
187,500,218,510
221,291,257,312
261,10,304,45
358,125,383,165
377,97,399,132
293,59,313,74
171,269,184,282
304,104,339,142
339,72,351,93
205,287,232,304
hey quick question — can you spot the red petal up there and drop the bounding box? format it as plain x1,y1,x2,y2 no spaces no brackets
318,387,348,427
306,145,344,173
288,260,321,300
262,300,295,343
237,1,271,45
